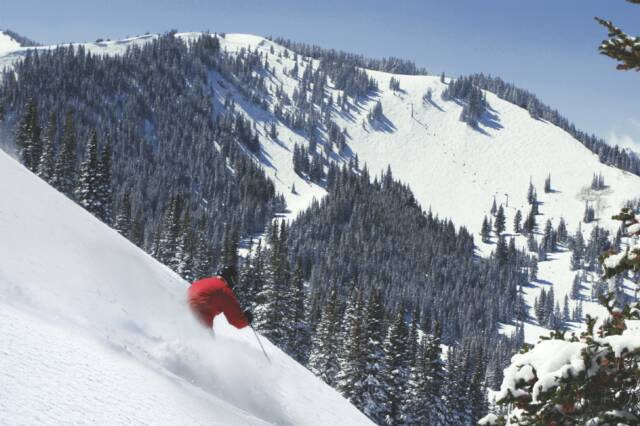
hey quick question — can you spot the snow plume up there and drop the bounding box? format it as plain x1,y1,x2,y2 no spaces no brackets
0,150,371,425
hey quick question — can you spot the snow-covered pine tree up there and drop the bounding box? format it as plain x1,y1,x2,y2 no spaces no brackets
445,346,471,425
381,307,411,425
75,130,101,216
36,112,56,183
15,98,41,172
53,111,77,196
290,260,311,363
336,288,366,405
114,190,132,237
192,216,213,280
158,194,183,266
96,142,112,223
175,209,195,281
255,222,292,347
359,289,388,424
403,334,429,425
308,288,341,386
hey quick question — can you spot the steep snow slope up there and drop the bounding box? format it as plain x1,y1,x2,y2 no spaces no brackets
0,31,22,55
0,149,371,425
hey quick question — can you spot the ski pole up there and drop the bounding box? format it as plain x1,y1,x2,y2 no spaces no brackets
251,325,271,363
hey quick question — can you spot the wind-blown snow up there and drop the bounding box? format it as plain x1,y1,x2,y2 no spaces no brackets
0,150,371,425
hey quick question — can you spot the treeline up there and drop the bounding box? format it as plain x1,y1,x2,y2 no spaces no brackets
0,33,284,277
272,37,428,76
467,73,640,176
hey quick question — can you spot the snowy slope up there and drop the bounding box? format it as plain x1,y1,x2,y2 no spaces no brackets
0,149,371,425
1,31,638,343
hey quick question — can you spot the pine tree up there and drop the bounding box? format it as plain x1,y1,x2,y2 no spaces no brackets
360,289,388,424
53,111,77,196
192,216,212,280
596,5,640,71
494,205,506,235
527,180,536,205
468,352,488,423
308,288,341,386
96,142,112,223
175,209,196,281
130,210,145,248
158,194,183,266
570,272,582,300
523,207,536,234
74,130,101,216
382,308,411,425
36,112,56,183
481,216,491,243
15,98,41,171
241,239,265,309
255,223,291,347
289,259,310,364
114,190,132,237
513,209,522,234
544,173,551,193
336,288,366,405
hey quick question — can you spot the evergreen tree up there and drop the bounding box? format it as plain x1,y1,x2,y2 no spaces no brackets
360,289,388,424
15,98,41,171
597,5,640,71
523,207,536,234
382,308,411,425
336,288,366,405
114,190,132,237
289,259,310,364
481,215,491,243
53,111,77,196
96,142,112,223
36,112,56,183
74,130,101,216
308,288,341,386
513,209,522,234
556,217,568,244
158,194,184,266
175,209,196,281
544,173,551,193
527,180,536,205
570,272,582,300
494,205,506,235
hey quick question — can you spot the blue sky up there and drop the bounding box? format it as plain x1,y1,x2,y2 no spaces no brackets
2,0,639,148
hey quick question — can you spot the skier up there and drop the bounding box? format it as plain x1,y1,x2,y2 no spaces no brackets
188,265,253,330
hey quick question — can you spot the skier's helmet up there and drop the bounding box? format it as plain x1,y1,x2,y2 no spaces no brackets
219,264,237,287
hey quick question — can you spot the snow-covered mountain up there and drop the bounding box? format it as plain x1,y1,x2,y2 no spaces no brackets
0,147,371,424
1,29,637,368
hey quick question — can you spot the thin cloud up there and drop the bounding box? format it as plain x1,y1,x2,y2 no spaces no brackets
607,129,640,153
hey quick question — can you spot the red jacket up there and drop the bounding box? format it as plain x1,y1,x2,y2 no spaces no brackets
188,276,249,329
